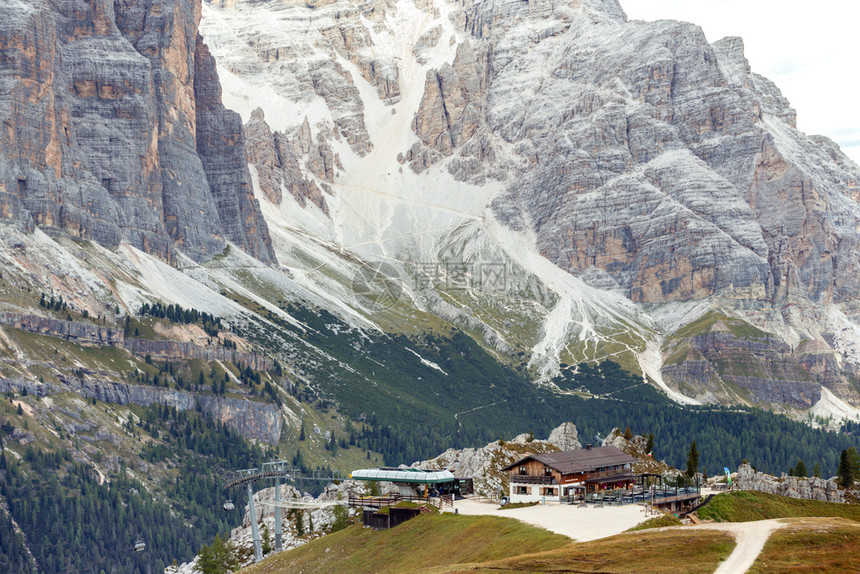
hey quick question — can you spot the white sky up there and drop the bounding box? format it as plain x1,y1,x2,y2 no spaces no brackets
623,0,860,165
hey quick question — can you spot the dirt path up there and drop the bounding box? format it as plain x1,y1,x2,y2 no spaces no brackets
451,499,789,573
690,519,787,573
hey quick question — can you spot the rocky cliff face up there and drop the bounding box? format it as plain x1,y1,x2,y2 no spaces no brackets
417,422,579,498
734,462,844,503
0,374,282,442
0,0,273,263
197,0,860,414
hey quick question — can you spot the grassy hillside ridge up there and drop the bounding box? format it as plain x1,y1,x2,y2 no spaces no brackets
442,530,735,573
696,491,860,523
238,514,569,574
749,518,860,574
239,513,735,574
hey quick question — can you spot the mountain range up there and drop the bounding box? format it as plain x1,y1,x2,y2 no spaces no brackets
1,1,860,570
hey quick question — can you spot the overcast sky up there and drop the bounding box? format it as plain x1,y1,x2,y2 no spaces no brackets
623,0,860,165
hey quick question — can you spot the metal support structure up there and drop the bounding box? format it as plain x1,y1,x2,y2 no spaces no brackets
274,476,283,553
247,481,263,563
224,461,345,562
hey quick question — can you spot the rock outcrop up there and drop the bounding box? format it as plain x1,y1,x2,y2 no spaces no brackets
169,480,369,574
546,421,581,451
602,428,679,475
0,312,124,346
0,0,274,264
734,463,844,503
417,422,581,499
0,375,282,443
197,0,860,412
125,338,271,371
243,109,328,212
0,312,270,371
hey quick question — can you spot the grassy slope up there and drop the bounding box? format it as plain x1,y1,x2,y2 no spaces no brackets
239,513,735,574
696,491,860,523
442,530,734,574
625,514,682,531
749,518,860,574
238,514,569,574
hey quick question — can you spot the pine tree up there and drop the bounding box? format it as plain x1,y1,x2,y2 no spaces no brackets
813,462,821,478
849,447,860,476
261,525,271,555
623,426,633,440
645,432,654,454
686,440,699,478
838,450,855,488
295,512,304,537
792,460,807,477
299,423,305,441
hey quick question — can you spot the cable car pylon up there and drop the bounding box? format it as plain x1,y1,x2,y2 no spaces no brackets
225,461,343,563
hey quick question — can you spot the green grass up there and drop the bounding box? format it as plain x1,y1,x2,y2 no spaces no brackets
696,491,860,523
626,513,682,531
448,530,735,574
668,311,769,344
239,512,737,574
749,518,860,573
238,514,570,574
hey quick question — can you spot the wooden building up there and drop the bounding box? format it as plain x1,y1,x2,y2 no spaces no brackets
502,445,637,503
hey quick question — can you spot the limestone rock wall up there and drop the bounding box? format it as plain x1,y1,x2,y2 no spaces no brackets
0,312,270,370
0,0,273,264
0,312,124,346
734,463,844,503
244,109,329,213
0,375,282,442
417,422,580,499
125,337,271,370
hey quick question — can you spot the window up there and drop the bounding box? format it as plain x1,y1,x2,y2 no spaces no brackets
544,466,552,476
517,486,530,495
519,466,528,475
543,488,556,496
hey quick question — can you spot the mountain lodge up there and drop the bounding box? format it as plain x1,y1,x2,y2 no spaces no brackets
502,445,637,503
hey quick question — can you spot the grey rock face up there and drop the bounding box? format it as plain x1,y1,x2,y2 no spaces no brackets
244,109,329,213
0,375,281,442
0,312,124,346
396,0,860,405
193,39,275,262
388,1,860,310
0,0,274,263
734,463,844,503
546,421,582,451
0,311,271,370
124,337,271,370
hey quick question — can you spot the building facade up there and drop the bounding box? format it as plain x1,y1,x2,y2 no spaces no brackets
502,445,637,503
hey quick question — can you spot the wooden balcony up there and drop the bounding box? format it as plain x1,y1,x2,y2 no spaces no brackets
510,474,553,485
585,469,630,481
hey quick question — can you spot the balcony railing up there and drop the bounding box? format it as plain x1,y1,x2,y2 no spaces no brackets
585,469,630,480
510,474,553,485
